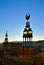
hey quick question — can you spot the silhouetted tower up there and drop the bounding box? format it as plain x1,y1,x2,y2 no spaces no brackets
4,31,8,43
23,13,33,43
3,31,8,49
3,31,8,65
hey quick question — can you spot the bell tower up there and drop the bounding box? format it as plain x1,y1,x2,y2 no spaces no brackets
23,13,33,43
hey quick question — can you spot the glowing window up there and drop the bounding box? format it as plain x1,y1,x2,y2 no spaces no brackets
23,32,27,34
29,31,32,34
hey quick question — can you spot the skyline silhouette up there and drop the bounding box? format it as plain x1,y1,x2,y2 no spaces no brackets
0,0,44,42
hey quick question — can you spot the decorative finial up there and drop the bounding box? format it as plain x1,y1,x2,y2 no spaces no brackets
25,13,30,20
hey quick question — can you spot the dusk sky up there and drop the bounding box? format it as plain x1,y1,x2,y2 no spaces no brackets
0,0,44,42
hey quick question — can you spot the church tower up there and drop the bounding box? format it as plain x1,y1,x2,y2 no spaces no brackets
3,31,8,51
23,13,33,43
3,31,8,65
21,14,33,56
4,31,8,43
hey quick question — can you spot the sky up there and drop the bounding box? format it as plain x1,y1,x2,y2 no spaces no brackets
0,0,44,42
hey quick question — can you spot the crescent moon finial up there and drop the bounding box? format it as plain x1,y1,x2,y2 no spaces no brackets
25,13,30,20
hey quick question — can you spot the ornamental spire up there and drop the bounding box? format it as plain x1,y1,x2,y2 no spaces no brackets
5,30,8,38
25,13,30,21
